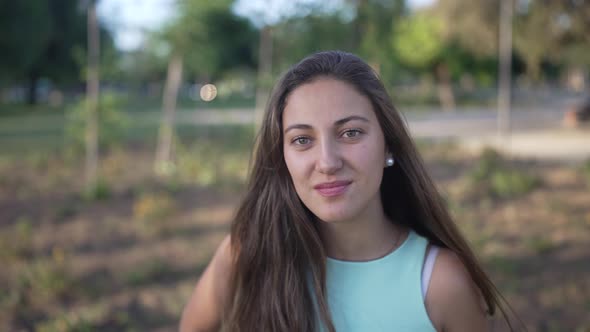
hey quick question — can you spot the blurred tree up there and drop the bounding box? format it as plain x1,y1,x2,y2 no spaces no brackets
393,13,444,69
353,0,406,82
433,0,499,58
266,0,407,85
0,0,114,105
165,0,257,80
85,0,100,191
271,12,357,72
434,0,590,82
513,0,590,81
393,12,456,110
0,1,52,91
154,0,257,175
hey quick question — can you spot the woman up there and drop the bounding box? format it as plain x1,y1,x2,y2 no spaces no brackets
180,51,514,331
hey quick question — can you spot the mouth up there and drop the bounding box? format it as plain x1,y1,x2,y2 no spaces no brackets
314,180,352,197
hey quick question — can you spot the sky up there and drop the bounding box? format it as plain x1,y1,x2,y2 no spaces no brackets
98,0,436,51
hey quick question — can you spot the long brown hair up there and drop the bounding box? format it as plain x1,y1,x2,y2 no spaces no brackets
226,51,514,331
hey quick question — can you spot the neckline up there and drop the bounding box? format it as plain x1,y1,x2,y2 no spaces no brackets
326,230,414,266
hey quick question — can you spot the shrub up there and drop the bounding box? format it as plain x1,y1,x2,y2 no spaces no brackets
490,168,541,199
65,93,129,155
469,147,502,182
468,148,540,199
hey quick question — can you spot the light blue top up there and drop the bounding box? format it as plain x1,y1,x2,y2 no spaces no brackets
320,230,437,332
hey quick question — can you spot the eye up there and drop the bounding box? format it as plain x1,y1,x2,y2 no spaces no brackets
342,129,363,139
292,136,311,145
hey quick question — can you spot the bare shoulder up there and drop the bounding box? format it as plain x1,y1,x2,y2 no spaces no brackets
425,248,489,332
179,234,233,332
212,234,233,272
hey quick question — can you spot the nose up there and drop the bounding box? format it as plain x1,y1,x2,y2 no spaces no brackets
316,138,343,174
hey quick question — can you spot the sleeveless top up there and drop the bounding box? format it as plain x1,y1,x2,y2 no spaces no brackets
318,230,437,332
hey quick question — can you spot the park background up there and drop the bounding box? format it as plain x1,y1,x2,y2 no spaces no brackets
1,0,589,331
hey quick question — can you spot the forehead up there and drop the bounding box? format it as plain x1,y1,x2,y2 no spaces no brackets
282,78,377,127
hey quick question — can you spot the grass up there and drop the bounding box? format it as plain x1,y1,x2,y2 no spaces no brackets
0,96,256,157
0,217,34,262
124,259,174,287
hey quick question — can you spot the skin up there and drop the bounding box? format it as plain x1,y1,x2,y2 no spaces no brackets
282,77,399,261
178,77,489,332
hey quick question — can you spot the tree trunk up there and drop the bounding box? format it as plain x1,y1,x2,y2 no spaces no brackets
497,0,513,138
85,1,100,190
26,71,39,105
154,53,183,176
254,25,273,130
436,63,455,112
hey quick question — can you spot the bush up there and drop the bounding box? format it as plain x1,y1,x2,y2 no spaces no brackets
65,93,129,155
468,148,540,199
469,147,502,182
490,169,541,199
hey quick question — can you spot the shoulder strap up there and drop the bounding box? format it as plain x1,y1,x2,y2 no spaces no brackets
421,245,440,300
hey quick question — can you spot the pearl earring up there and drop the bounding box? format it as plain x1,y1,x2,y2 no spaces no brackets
385,156,394,167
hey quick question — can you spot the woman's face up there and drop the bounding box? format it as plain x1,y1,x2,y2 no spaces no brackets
282,78,388,223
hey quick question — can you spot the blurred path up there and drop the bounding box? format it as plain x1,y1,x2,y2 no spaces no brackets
169,106,590,162
403,107,564,138
175,106,566,136
399,108,590,162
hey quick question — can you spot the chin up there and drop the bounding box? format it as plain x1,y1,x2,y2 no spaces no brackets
312,207,356,224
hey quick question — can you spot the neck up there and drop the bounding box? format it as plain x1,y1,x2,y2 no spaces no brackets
319,206,406,261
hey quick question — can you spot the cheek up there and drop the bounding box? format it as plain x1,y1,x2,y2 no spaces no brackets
283,151,305,184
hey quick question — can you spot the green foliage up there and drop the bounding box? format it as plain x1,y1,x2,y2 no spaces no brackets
271,13,356,75
82,178,112,202
393,13,444,69
0,217,34,262
65,93,129,154
489,168,541,199
0,2,52,79
163,0,258,79
468,148,541,199
470,148,503,182
0,1,116,104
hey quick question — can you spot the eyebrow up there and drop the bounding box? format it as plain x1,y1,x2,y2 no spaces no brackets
284,115,370,134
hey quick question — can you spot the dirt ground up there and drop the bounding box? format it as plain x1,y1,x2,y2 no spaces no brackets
0,141,589,331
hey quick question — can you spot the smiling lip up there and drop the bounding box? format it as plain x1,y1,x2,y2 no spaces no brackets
314,181,352,197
